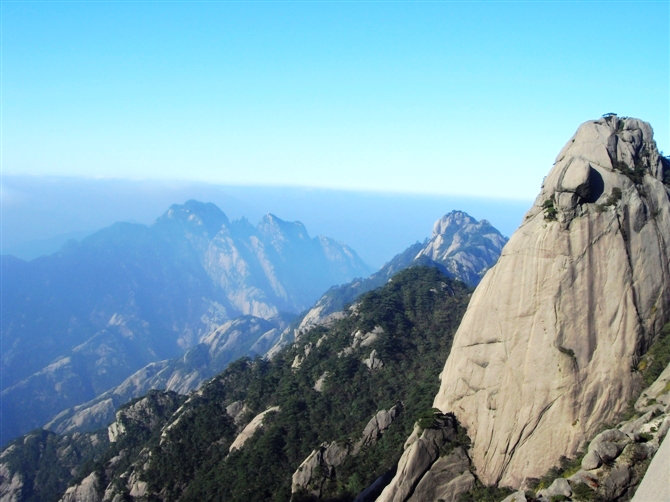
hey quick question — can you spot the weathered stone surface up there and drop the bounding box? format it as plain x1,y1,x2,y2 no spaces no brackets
581,449,602,471
501,490,527,502
415,211,507,287
635,358,670,412
432,117,670,487
0,461,23,502
291,441,349,497
407,448,474,502
587,428,629,465
633,431,670,502
229,405,279,452
363,349,384,370
376,413,466,502
354,403,402,453
376,434,440,502
293,403,403,497
59,471,101,502
313,371,330,392
225,400,250,426
600,463,632,500
107,391,181,443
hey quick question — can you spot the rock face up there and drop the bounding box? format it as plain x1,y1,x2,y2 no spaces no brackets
376,412,474,502
498,360,670,502
59,472,101,502
433,116,670,487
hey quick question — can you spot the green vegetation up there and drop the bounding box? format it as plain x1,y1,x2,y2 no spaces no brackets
526,453,585,495
543,196,558,221
571,481,598,501
110,265,472,501
2,429,108,502
457,481,513,502
596,187,622,212
416,407,445,431
639,322,670,387
612,159,645,185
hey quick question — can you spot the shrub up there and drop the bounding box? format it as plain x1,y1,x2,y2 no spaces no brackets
543,197,558,221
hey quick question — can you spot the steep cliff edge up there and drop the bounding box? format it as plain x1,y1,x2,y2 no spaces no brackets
433,116,670,487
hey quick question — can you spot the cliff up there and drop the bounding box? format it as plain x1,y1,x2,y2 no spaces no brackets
433,115,670,487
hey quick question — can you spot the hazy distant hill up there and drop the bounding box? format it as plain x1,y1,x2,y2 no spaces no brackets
40,210,508,438
1,176,529,266
0,200,370,445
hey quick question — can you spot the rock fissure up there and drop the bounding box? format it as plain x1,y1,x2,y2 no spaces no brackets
615,212,645,336
461,339,504,348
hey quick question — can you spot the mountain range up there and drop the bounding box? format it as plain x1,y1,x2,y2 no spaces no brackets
0,201,370,444
25,209,506,441
1,115,669,502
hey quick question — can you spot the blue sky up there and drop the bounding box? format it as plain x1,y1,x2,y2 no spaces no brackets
2,1,669,199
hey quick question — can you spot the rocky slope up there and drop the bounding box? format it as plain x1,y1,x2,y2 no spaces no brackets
386,116,670,493
0,266,472,501
0,201,370,445
44,315,289,435
269,210,506,354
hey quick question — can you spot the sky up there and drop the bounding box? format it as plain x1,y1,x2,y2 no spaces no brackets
1,1,669,200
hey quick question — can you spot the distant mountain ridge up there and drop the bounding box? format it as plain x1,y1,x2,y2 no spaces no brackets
39,209,508,438
45,315,287,436
269,210,507,352
0,200,370,445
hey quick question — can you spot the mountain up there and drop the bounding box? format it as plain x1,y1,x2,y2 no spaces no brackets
30,209,506,439
0,266,473,501
0,201,370,445
3,117,668,502
378,115,670,498
44,315,289,436
269,210,506,353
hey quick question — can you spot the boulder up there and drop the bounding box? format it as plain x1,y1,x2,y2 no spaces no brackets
59,471,101,502
363,349,384,370
408,448,475,501
376,413,469,502
537,477,571,500
354,403,402,453
501,490,527,502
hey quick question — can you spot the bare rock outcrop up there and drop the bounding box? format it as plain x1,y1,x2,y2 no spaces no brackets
59,472,101,502
291,441,349,498
292,403,403,498
433,116,670,487
499,360,670,501
229,406,279,452
376,412,474,502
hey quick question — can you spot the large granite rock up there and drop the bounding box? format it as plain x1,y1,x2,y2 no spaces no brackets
376,412,473,502
433,116,670,487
